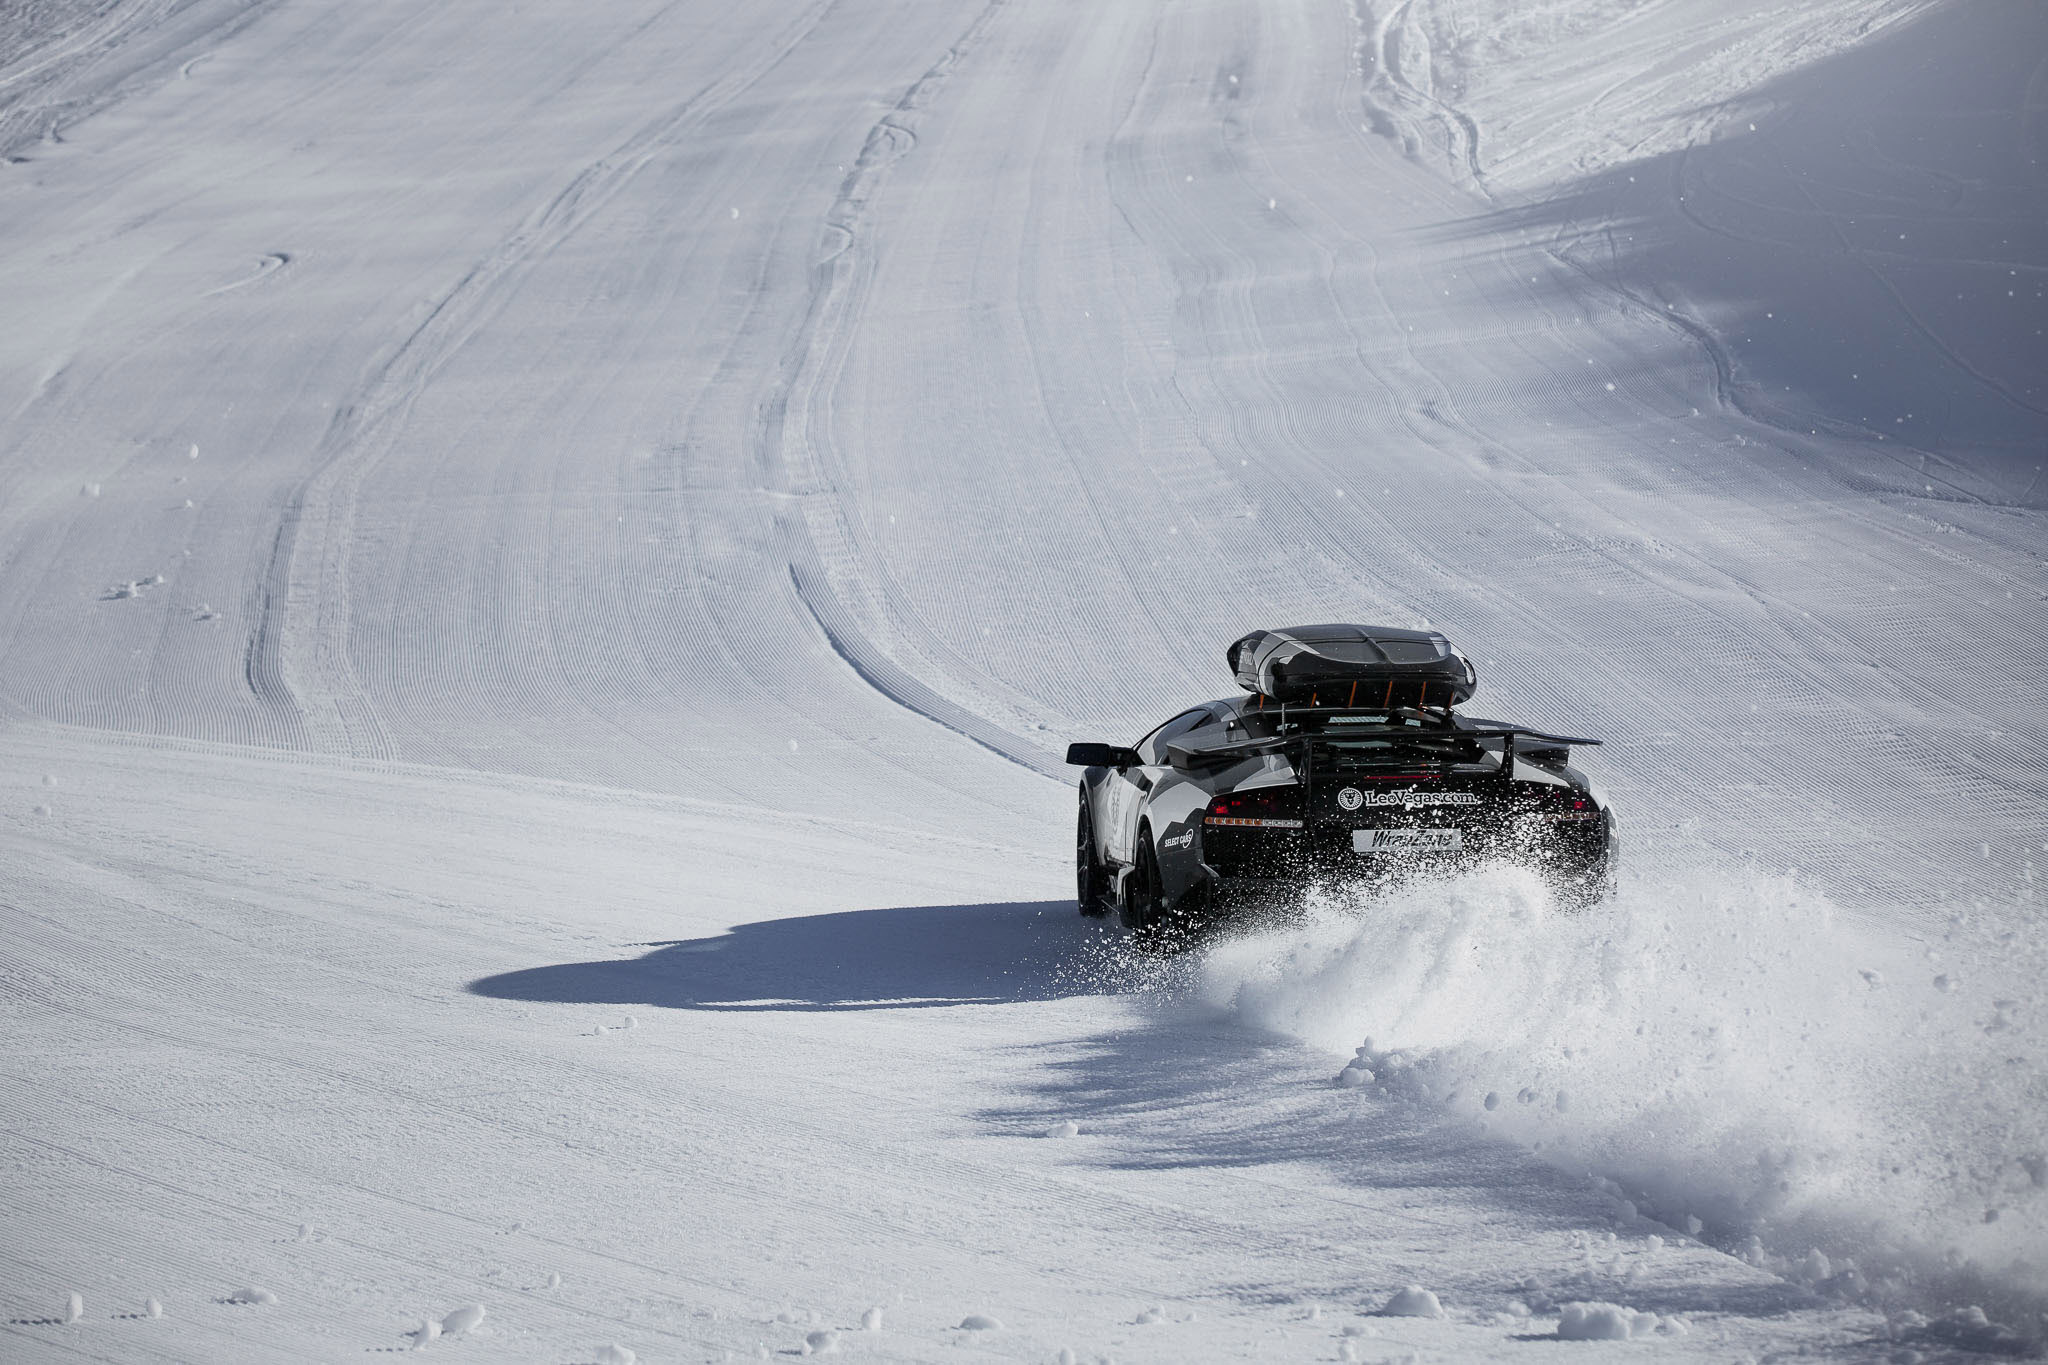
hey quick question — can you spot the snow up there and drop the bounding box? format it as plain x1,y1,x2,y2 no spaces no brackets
1555,1301,1683,1340
440,1304,485,1336
0,0,2044,1360
1379,1287,1445,1319
1198,862,2047,1320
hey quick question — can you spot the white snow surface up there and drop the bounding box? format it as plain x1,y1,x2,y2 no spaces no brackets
1555,1300,1680,1340
1379,1286,1446,1319
1,0,2044,1359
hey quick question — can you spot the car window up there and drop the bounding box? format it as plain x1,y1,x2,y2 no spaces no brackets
1135,708,1216,765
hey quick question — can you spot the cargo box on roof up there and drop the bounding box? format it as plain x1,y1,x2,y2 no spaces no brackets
1226,624,1477,707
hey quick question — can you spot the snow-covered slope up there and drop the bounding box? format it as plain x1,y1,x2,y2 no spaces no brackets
1,0,2043,1358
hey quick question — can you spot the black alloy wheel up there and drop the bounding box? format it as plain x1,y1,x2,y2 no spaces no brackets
1076,797,1110,916
1126,826,1187,953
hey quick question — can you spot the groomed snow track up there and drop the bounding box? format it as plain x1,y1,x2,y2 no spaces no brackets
1,0,2043,1359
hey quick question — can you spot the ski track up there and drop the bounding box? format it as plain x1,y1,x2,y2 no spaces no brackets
0,0,2044,1358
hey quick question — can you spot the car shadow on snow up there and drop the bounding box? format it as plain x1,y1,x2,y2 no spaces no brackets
476,900,1832,1326
466,899,1137,1011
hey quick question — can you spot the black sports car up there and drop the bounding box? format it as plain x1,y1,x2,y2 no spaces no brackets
1068,624,1617,946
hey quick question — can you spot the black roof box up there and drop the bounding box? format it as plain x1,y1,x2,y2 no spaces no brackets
1227,624,1477,706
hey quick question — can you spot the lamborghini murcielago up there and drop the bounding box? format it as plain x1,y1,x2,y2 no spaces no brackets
1067,624,1617,946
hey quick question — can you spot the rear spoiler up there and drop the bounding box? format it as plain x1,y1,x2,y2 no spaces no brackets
1167,719,1599,771
1165,735,1298,768
1460,726,1602,747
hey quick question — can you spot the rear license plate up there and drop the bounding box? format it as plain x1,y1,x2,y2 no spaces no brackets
1353,828,1463,853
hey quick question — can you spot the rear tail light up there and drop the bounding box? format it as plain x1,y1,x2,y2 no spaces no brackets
1527,790,1600,820
1205,787,1305,829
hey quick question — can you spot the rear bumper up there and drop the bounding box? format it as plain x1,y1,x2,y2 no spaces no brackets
1200,812,1614,891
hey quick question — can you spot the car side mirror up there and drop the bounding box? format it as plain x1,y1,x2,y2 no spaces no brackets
1066,742,1141,769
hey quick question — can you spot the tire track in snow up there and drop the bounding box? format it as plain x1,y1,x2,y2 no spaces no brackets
0,0,173,150
788,563,1058,777
1354,0,1489,195
752,0,1068,779
0,0,276,158
246,0,845,760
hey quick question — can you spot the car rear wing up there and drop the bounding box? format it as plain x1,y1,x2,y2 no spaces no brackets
1457,726,1602,747
1165,734,1301,769
1167,718,1599,772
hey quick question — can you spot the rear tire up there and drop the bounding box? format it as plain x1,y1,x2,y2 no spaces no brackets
1076,796,1111,917
1126,828,1193,953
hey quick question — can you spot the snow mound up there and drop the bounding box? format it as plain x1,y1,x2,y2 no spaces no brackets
412,1319,439,1350
441,1304,485,1336
1555,1303,1637,1340
229,1287,277,1305
1378,1286,1444,1318
803,1328,839,1354
594,1345,636,1365
1555,1302,1686,1340
64,1292,83,1323
1044,1120,1080,1138
1336,1045,1376,1088
860,1307,882,1331
144,1297,162,1319
957,1313,1002,1331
